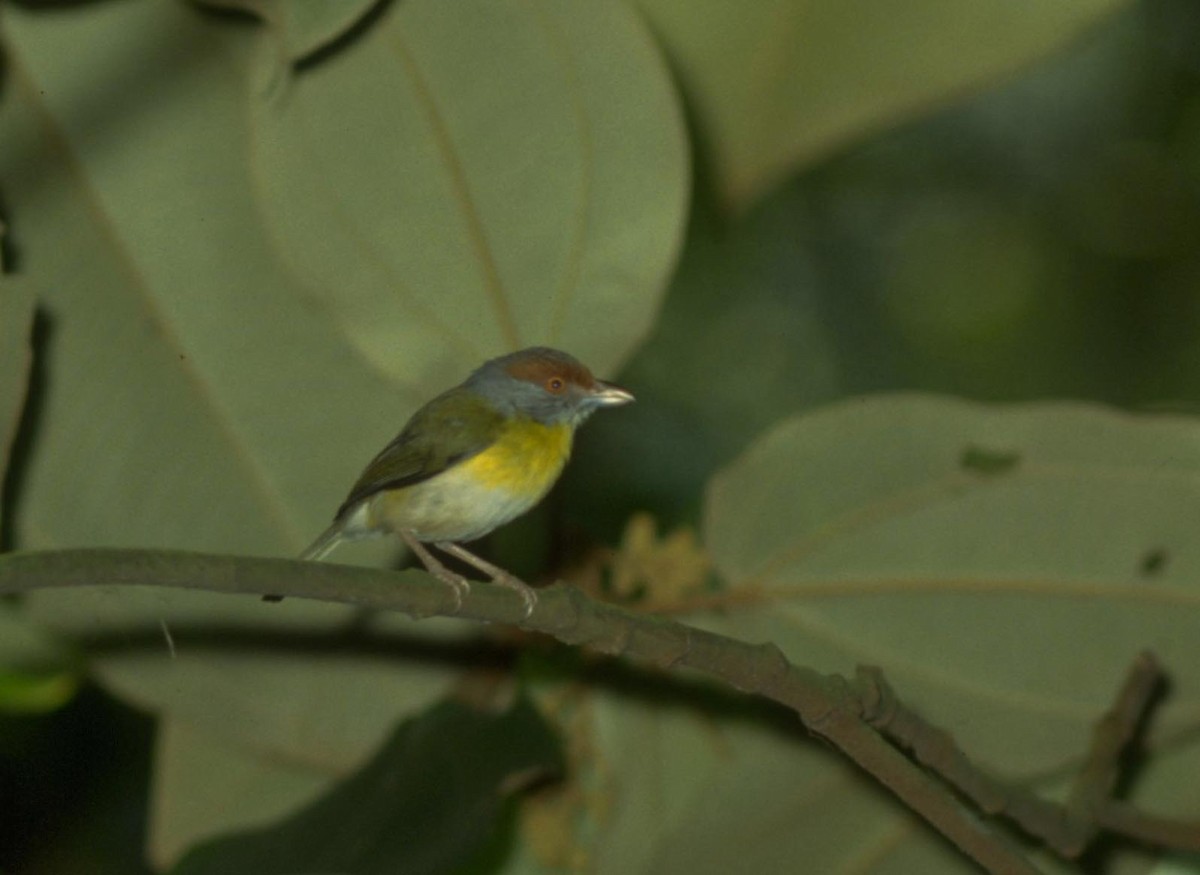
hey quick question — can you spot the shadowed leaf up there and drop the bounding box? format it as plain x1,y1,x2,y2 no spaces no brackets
635,0,1131,209
190,0,381,63
171,697,562,875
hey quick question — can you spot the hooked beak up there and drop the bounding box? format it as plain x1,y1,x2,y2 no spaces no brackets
590,380,635,407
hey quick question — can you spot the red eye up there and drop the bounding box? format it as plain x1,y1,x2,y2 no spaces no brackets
546,377,565,393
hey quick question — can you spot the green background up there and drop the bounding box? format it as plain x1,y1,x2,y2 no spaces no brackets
3,0,1200,872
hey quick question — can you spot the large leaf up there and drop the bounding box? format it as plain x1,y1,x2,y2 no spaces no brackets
635,0,1132,209
252,0,686,384
703,395,1200,780
171,697,562,875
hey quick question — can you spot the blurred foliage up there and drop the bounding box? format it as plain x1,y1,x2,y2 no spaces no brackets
4,0,1200,872
636,0,1133,209
0,684,154,875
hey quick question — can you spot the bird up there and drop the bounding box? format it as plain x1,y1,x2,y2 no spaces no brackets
282,347,633,612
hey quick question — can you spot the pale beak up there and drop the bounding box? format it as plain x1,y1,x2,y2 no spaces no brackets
590,381,635,407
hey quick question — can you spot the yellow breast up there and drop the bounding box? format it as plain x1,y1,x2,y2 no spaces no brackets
363,418,573,542
459,418,573,495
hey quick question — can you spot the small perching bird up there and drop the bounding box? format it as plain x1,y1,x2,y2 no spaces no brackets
286,347,633,611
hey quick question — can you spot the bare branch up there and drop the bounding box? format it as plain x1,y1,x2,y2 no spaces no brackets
3,549,1197,872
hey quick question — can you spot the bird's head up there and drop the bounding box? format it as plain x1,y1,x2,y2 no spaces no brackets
466,347,634,426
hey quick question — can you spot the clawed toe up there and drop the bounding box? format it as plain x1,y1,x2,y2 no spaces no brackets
490,572,537,618
433,569,471,611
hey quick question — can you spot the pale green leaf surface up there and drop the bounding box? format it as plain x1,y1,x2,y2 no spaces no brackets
586,698,905,875
2,0,680,794
2,3,353,555
703,396,1200,774
189,0,379,62
635,0,1131,209
149,718,332,870
1134,743,1200,874
252,0,687,383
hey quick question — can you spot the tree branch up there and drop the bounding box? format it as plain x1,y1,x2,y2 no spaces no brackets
2,549,1196,872
854,653,1199,857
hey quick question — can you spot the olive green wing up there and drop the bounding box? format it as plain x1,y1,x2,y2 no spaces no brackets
335,387,504,520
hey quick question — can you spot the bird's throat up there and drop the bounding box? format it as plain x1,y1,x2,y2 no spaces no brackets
458,418,573,493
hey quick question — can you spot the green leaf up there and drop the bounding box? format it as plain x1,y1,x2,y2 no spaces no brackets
3,3,319,556
635,0,1132,209
251,0,687,382
0,666,79,714
1123,744,1200,875
170,696,562,875
189,0,380,63
703,395,1200,774
0,279,35,532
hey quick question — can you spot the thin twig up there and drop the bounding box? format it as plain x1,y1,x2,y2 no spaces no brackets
1063,650,1163,852
852,653,1193,858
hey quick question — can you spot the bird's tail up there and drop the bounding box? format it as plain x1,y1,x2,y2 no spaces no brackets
264,523,345,602
300,522,345,561
264,522,348,602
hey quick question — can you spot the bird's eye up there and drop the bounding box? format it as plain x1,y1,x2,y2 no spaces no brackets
546,377,565,393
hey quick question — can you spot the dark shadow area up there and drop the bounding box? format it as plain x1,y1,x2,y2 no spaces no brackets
0,682,154,875
0,189,20,271
9,0,122,9
1,307,53,553
294,0,396,73
65,610,813,747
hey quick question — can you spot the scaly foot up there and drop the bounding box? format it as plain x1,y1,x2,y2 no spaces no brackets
434,541,537,618
402,530,470,612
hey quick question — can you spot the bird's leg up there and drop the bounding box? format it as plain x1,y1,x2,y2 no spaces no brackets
400,530,469,611
434,541,537,617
